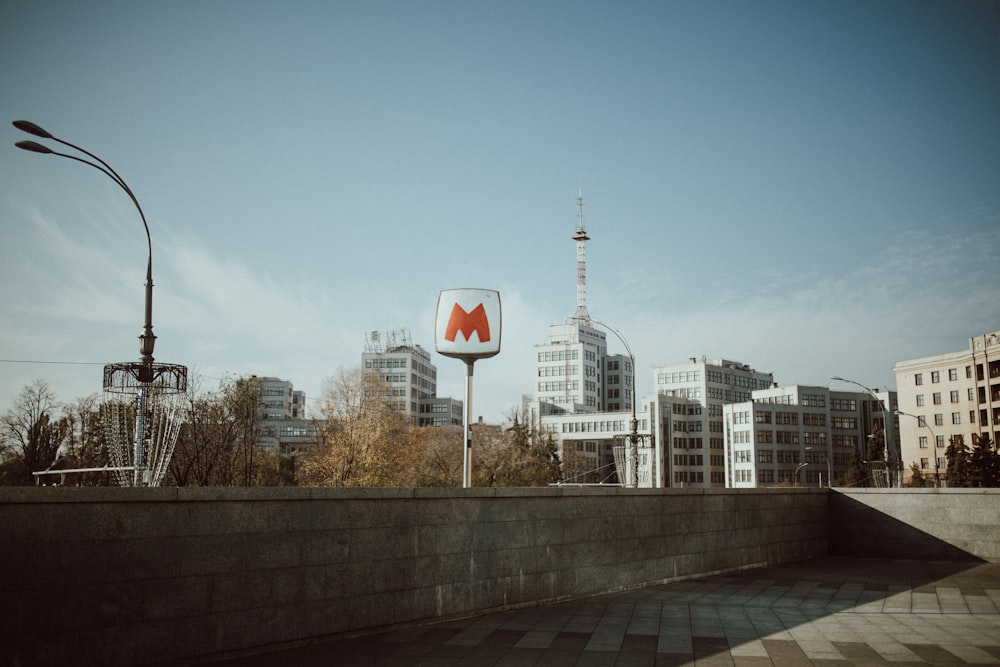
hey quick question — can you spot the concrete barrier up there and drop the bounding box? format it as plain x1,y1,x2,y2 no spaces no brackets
829,488,1000,562
0,486,826,666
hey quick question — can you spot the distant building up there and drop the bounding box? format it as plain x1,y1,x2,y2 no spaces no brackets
254,377,317,456
258,376,307,420
893,330,1000,485
654,358,774,487
362,328,462,428
722,384,897,488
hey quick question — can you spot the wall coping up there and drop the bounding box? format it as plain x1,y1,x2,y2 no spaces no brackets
0,485,828,503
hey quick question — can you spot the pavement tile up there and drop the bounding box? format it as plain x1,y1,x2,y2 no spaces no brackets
211,557,1000,667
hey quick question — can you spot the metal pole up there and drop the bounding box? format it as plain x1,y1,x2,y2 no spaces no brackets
463,361,474,488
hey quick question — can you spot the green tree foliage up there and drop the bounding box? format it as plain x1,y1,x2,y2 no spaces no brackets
841,442,868,487
907,462,926,488
0,380,67,485
968,434,1000,488
945,435,972,487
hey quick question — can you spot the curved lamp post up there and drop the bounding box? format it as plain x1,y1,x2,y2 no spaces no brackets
590,320,642,488
895,410,940,487
831,375,895,488
14,120,187,487
795,461,809,486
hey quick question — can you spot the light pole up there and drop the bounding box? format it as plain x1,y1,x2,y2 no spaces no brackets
590,320,642,488
895,410,940,487
14,120,187,487
805,446,831,487
795,461,809,486
831,376,896,488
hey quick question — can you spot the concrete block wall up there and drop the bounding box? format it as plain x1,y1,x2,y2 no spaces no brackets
829,488,1000,562
0,487,827,666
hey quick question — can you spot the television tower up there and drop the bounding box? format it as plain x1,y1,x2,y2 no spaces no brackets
572,191,591,322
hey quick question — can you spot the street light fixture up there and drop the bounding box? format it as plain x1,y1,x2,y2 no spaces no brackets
831,375,896,488
895,410,940,487
804,446,831,488
591,320,644,488
795,461,809,486
13,120,187,487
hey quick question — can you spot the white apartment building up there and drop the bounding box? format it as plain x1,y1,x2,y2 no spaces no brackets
362,328,462,428
893,329,1000,485
723,385,898,488
654,358,774,487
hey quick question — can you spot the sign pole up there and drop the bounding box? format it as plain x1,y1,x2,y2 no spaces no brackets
434,288,501,490
463,360,474,488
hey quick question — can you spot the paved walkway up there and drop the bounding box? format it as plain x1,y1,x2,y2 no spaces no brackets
219,557,1000,666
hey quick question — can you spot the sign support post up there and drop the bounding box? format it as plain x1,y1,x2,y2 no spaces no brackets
463,360,474,488
435,288,501,489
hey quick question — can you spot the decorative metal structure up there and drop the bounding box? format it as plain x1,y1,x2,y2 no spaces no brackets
14,120,188,487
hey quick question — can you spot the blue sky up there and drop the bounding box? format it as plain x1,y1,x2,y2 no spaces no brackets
2,1,998,421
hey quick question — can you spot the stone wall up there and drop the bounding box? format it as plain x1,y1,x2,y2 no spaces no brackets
0,486,827,666
829,488,1000,562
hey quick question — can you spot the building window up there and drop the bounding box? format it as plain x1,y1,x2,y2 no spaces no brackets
949,368,958,381
937,436,946,448
950,390,960,403
970,411,976,424
916,395,925,406
934,414,944,426
920,457,929,469
952,412,961,425
933,393,942,405
915,373,924,385
931,371,940,383
919,436,928,449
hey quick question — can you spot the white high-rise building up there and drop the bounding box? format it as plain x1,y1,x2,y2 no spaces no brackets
653,358,774,486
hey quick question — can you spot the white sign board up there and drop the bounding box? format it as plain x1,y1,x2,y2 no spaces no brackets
435,288,501,361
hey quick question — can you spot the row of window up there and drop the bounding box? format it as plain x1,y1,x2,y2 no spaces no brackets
916,389,974,406
915,367,970,385
538,350,579,362
658,371,702,384
916,412,973,426
538,380,580,392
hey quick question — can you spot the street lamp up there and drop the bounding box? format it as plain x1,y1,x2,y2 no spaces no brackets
795,461,809,486
895,410,940,487
591,320,643,488
14,120,187,487
805,446,831,487
831,376,896,488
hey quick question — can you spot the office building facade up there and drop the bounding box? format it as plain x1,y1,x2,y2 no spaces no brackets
893,329,1000,485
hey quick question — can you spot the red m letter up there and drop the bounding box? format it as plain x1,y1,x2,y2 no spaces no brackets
444,303,491,343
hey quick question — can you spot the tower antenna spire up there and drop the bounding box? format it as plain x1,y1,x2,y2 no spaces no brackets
572,190,591,322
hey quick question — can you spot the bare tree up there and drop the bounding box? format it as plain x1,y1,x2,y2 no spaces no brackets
167,374,282,486
0,380,66,485
56,393,110,483
413,427,462,487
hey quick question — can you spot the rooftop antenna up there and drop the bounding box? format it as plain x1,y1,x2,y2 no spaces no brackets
572,190,591,323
